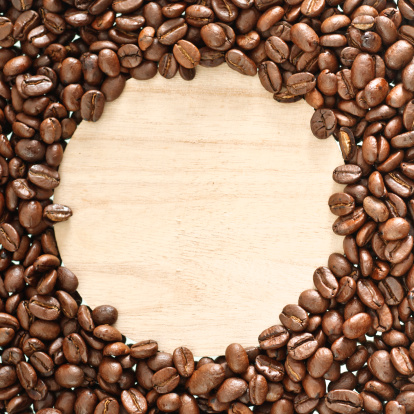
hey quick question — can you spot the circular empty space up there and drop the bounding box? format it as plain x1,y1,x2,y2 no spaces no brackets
54,65,343,356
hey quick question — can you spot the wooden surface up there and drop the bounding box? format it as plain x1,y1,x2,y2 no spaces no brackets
54,65,343,356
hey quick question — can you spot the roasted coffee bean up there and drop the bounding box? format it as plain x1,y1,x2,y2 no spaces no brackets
166,347,193,379
55,364,84,388
225,343,249,374
264,36,289,64
328,193,355,217
152,367,180,393
201,23,235,51
313,266,339,298
286,72,316,96
326,390,363,414
80,90,106,122
121,388,148,414
225,49,257,76
187,363,226,395
333,165,362,185
287,333,318,360
173,40,200,69
216,377,247,403
16,361,37,390
258,325,290,350
291,23,319,53
258,61,282,93
28,295,60,320
310,108,337,139
279,305,309,332
255,354,284,381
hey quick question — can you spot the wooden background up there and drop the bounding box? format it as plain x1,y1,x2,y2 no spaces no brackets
54,65,343,356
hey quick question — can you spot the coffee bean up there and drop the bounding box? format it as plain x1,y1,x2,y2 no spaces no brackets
28,295,60,320
225,343,249,374
310,109,337,139
216,377,247,403
258,61,282,93
80,90,106,122
264,36,289,64
121,388,148,414
0,223,20,252
158,18,188,46
173,40,201,69
333,165,362,185
287,333,318,360
93,325,122,342
186,363,225,395
343,313,372,339
255,354,284,381
225,49,257,76
152,367,180,393
329,193,355,217
313,266,339,298
326,390,363,414
279,305,309,332
55,364,85,388
307,347,334,378
16,361,37,390
286,72,316,96
258,325,290,349
291,23,319,53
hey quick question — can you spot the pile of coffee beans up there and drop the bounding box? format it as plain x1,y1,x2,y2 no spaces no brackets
0,0,414,413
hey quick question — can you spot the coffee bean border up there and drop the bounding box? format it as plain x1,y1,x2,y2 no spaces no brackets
0,0,414,413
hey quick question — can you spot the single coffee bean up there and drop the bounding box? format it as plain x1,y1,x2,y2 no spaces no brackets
310,109,337,139
28,295,60,320
225,49,257,76
216,378,247,403
43,204,72,222
152,367,180,393
80,90,106,122
259,325,290,349
326,390,363,414
279,305,309,332
343,313,372,339
170,347,195,378
329,193,355,216
173,40,201,69
368,350,397,383
264,36,289,64
121,388,148,414
255,354,284,381
313,266,339,299
55,364,84,388
28,165,60,190
307,347,334,378
186,363,226,395
16,361,37,390
363,196,389,222
258,61,282,93
333,165,362,185
225,343,249,374
249,374,268,405
286,72,316,96
158,18,188,46
287,333,318,360
290,23,319,53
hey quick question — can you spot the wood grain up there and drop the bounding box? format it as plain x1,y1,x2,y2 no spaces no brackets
54,65,343,356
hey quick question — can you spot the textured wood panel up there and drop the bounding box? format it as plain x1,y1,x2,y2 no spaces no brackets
54,65,343,356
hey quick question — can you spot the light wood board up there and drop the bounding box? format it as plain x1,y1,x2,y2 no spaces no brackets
54,65,343,356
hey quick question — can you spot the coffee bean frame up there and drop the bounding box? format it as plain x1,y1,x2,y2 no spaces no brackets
0,1,413,414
